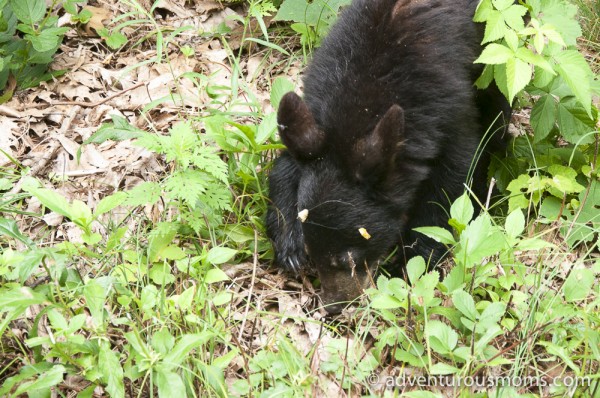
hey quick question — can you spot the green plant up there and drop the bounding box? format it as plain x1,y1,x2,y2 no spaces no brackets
0,0,73,97
474,0,600,250
273,0,351,54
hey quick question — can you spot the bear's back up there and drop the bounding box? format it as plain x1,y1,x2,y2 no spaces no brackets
303,0,484,160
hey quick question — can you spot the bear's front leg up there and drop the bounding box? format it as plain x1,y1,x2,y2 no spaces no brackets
266,151,308,272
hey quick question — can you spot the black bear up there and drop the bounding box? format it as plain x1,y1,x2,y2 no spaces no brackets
266,0,511,313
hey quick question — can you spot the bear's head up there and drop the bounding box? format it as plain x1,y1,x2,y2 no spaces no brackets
277,91,407,312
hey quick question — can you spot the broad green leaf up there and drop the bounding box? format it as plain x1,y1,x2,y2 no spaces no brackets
456,214,505,266
412,271,439,307
429,362,460,375
556,98,597,145
515,47,554,73
413,226,456,245
270,77,295,110
147,222,179,263
406,255,426,285
0,286,45,309
504,209,525,239
9,0,45,24
450,192,474,227
563,268,594,301
206,246,237,265
24,186,72,219
475,43,513,64
95,192,127,215
99,341,125,398
0,217,35,247
151,328,175,355
370,293,402,309
505,57,531,102
426,320,458,355
554,50,593,116
163,332,213,370
156,370,186,398
83,279,109,329
531,94,557,142
205,268,230,284
452,290,478,321
482,9,506,43
13,365,66,396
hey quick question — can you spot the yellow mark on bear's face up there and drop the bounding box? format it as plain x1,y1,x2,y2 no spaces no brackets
358,227,371,240
298,209,309,223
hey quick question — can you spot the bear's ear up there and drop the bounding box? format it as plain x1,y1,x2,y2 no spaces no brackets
353,104,404,183
277,92,325,160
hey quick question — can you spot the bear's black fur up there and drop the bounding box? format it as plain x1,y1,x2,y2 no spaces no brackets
266,0,511,312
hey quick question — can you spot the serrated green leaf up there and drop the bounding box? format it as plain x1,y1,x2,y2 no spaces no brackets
556,98,597,144
475,43,513,64
531,94,557,142
554,50,593,116
505,57,531,102
99,341,125,398
482,10,506,43
426,320,458,355
9,0,45,24
452,290,478,321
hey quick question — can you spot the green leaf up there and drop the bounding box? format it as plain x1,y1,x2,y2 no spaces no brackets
554,50,593,116
429,362,460,375
156,370,186,398
24,186,72,219
13,365,66,396
370,293,402,309
456,214,505,266
426,320,458,355
151,328,175,355
270,77,295,110
0,217,35,248
413,226,456,245
99,341,125,398
28,27,68,52
563,268,594,301
449,192,474,231
475,43,513,65
556,97,597,144
83,278,110,329
504,209,525,239
206,247,237,265
147,222,179,263
95,192,127,216
505,56,531,103
406,256,426,285
482,9,506,43
205,268,230,284
9,0,45,24
452,290,478,321
531,94,557,142
412,271,439,307
162,332,213,370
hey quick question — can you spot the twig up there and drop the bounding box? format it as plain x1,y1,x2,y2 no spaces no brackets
50,81,146,108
